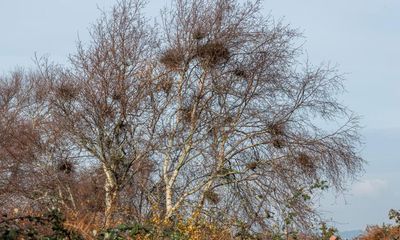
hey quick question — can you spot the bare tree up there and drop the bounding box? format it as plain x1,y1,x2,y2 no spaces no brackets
0,70,53,212
36,0,158,227
1,0,363,234
150,0,363,232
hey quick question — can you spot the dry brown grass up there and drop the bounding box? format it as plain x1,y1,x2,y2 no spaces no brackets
64,210,103,239
357,225,400,240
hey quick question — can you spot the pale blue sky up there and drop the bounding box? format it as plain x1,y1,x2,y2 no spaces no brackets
262,0,400,232
1,0,399,232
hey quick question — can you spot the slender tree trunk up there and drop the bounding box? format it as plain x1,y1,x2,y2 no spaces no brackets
195,143,227,221
103,165,118,228
165,183,173,219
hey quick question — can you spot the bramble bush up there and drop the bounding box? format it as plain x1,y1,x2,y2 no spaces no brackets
0,209,83,239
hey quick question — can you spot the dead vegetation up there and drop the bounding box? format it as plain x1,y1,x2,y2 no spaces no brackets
160,48,185,70
196,41,230,67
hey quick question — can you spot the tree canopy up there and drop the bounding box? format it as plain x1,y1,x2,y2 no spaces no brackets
0,0,363,236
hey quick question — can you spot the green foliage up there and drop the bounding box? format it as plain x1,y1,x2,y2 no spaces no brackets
389,209,400,226
282,180,330,229
98,223,152,239
98,222,189,240
0,210,83,240
319,222,339,240
0,209,346,240
310,180,329,191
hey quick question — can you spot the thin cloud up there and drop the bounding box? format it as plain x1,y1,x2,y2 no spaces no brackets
352,179,388,196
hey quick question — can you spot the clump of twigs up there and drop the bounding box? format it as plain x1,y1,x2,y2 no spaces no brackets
160,48,185,70
178,105,193,123
56,83,77,100
296,153,315,170
111,88,125,101
223,115,234,125
204,190,220,204
112,92,122,101
246,161,258,171
156,77,173,94
268,122,286,149
233,68,247,78
268,122,285,136
58,160,74,174
272,138,285,149
196,41,230,67
99,103,115,119
192,28,207,40
212,80,229,94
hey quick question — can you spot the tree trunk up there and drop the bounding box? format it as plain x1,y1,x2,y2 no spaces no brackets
165,183,173,220
103,165,118,228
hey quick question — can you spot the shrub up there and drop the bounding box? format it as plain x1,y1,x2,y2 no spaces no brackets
0,209,83,240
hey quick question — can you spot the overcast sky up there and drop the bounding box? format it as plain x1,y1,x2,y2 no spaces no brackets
1,0,399,232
